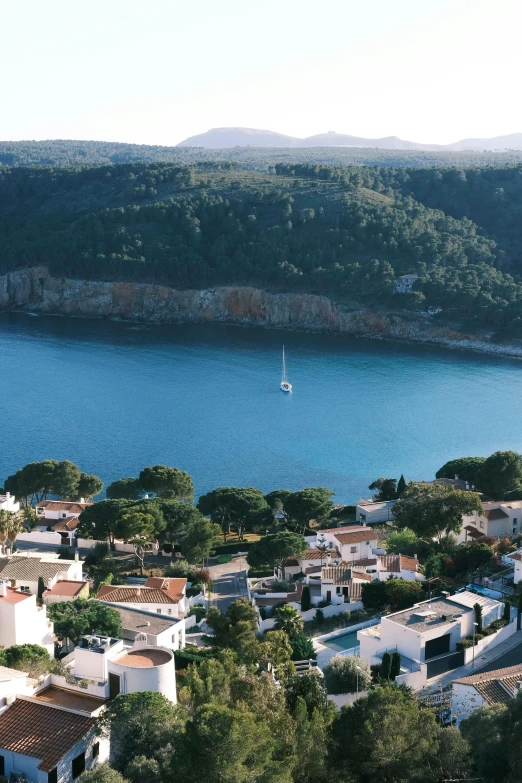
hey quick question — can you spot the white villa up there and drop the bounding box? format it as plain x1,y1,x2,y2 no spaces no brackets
0,581,54,655
356,499,396,524
395,273,419,293
0,553,85,599
102,603,186,651
318,525,378,562
358,590,506,688
0,493,20,515
459,500,522,543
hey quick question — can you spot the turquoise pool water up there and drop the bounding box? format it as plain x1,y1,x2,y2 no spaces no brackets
323,631,360,652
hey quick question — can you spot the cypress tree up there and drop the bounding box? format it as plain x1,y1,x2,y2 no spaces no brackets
380,651,392,680
390,651,401,680
474,603,483,633
37,576,45,603
503,601,511,623
301,584,311,612
396,474,406,497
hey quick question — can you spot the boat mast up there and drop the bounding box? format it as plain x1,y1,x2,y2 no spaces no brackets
282,346,286,383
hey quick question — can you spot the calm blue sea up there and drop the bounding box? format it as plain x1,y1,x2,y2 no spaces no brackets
1,312,521,503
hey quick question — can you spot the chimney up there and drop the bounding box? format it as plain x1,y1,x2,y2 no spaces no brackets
455,474,459,480
74,551,79,561
80,498,86,504
6,492,10,500
515,682,522,698
137,586,141,597
0,581,7,597
47,578,53,590
414,554,417,559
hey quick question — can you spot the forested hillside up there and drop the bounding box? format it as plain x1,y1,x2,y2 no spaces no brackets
3,139,522,170
2,160,522,333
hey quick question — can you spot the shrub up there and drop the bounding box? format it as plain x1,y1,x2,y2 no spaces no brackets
456,639,474,650
317,599,331,608
186,584,204,598
212,541,253,555
259,606,268,620
194,567,212,586
290,632,316,661
56,545,75,560
323,654,372,694
164,560,196,580
315,608,325,625
173,645,216,669
189,605,207,623
301,585,311,611
270,579,296,593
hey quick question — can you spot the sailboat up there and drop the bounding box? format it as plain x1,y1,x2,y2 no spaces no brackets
280,346,292,392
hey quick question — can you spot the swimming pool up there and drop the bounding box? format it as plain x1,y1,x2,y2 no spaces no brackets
323,631,360,652
465,584,504,599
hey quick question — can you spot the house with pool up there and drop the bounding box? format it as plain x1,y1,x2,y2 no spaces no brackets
357,590,507,688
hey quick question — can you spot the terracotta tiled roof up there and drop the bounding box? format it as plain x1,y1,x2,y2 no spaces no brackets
43,580,88,597
322,565,352,584
334,529,377,545
54,517,80,532
96,582,185,604
305,565,322,575
144,577,186,601
464,525,485,540
454,664,522,705
483,508,510,520
352,572,372,582
379,554,419,573
0,698,95,771
36,500,91,514
511,553,522,562
352,558,378,567
0,586,32,605
303,549,328,560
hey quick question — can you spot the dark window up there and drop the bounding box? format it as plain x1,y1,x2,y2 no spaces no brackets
48,768,57,783
92,742,100,760
326,590,331,602
72,752,86,779
109,672,121,700
0,755,4,777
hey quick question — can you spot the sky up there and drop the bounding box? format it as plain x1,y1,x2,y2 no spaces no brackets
2,0,522,146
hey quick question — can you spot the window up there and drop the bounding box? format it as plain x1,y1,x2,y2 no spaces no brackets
72,752,86,780
360,513,366,521
350,546,357,553
480,521,484,528
514,527,518,535
92,742,99,760
62,512,67,518
0,756,4,777
167,608,172,615
172,634,176,643
47,768,57,783
515,518,518,525
156,608,161,614
336,587,342,595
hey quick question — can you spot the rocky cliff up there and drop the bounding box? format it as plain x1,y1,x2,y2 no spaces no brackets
1,266,520,357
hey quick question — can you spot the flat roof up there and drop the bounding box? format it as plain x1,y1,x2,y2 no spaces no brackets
385,597,468,631
101,602,182,634
34,686,106,715
114,649,171,668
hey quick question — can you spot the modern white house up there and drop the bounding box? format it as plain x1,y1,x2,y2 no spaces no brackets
451,663,522,722
97,577,188,618
0,666,31,709
356,499,396,524
358,591,505,687
0,581,54,655
395,273,419,293
0,493,20,514
459,500,522,543
102,603,186,651
0,554,84,598
35,500,92,524
277,548,332,581
316,564,370,606
318,525,378,562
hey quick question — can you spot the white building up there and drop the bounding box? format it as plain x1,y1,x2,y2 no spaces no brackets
0,694,108,783
97,577,187,618
103,603,186,651
395,273,419,293
0,493,20,514
278,548,331,581
318,525,378,562
0,581,54,655
356,499,396,524
451,663,522,722
316,564,370,606
0,554,84,597
358,591,504,687
57,633,177,704
34,500,91,538
459,500,522,543
0,666,31,709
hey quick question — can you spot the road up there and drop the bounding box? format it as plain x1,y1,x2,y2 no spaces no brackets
208,557,248,612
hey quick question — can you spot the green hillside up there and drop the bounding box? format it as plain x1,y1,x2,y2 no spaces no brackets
2,160,522,333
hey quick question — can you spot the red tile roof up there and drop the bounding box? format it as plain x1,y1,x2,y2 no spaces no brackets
0,586,32,605
0,698,95,771
464,525,486,540
379,554,419,573
36,500,91,514
144,577,187,601
43,580,88,597
333,530,377,545
54,517,80,532
97,580,186,604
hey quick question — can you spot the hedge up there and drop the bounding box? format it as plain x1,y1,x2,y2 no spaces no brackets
212,541,253,555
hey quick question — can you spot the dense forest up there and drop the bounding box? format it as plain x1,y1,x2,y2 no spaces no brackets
3,138,522,170
2,159,522,333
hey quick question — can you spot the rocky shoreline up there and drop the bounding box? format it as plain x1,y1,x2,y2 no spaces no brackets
1,266,522,360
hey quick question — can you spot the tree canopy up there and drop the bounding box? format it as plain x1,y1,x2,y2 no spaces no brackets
4,459,103,504
46,599,122,644
392,482,482,542
247,531,308,571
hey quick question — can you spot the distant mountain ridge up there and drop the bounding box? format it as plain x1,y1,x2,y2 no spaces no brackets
177,127,522,151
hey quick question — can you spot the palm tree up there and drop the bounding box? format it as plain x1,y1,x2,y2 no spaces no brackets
316,534,332,567
1,511,24,551
0,510,9,555
273,604,304,638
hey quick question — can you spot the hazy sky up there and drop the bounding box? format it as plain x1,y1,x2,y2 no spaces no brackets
3,0,522,146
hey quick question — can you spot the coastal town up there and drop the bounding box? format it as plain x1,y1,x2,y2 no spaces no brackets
1,452,522,782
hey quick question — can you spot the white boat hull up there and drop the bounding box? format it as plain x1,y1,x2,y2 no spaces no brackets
280,382,292,393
